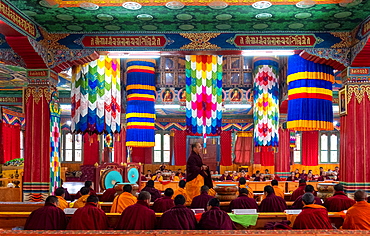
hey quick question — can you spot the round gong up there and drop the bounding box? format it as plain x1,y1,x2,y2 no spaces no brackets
127,167,139,184
100,169,123,190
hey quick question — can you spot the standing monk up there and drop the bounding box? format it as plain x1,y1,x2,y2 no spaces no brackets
186,142,213,200
342,190,370,229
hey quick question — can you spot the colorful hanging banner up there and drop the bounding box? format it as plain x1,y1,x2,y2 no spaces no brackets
287,54,334,131
290,131,296,148
125,59,156,147
253,57,279,147
49,92,61,194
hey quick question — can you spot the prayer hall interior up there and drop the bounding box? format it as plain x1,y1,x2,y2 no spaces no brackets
1,0,370,234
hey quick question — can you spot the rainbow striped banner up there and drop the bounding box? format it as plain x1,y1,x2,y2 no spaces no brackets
287,55,334,131
125,59,156,147
185,55,222,138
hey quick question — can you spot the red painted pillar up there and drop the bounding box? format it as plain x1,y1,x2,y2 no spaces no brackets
275,129,291,178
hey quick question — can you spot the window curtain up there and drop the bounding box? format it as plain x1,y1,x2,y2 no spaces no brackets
174,130,187,166
234,133,253,165
254,147,274,166
220,131,232,166
131,147,152,164
83,133,99,165
301,131,319,166
0,123,21,163
114,128,127,164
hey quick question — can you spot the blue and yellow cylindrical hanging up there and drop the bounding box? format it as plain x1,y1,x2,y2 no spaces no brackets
125,59,156,147
253,57,279,147
287,54,334,131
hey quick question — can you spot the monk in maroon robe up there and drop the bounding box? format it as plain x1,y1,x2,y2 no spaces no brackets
229,188,258,211
293,193,333,229
67,195,109,230
219,171,233,181
286,172,298,181
152,188,175,213
199,198,235,230
259,185,287,212
141,180,161,202
159,194,197,230
323,184,355,212
291,179,306,201
291,185,322,209
100,182,119,202
115,191,156,230
190,185,214,210
24,196,68,230
75,181,97,199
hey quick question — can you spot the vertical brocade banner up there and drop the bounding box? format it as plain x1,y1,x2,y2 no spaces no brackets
253,57,279,148
125,59,156,147
185,55,222,138
49,92,61,194
287,54,334,131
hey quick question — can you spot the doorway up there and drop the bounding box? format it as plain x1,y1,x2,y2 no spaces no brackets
186,136,220,172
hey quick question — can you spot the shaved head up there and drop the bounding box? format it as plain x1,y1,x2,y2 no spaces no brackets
354,190,367,202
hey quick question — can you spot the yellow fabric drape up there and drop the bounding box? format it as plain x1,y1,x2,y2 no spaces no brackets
186,174,204,201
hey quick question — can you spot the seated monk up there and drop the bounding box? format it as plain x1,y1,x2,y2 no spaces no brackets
152,188,175,213
115,191,156,230
190,185,215,211
299,170,308,180
140,173,147,181
55,187,68,211
259,185,287,212
293,193,333,229
159,194,197,230
170,172,180,181
199,198,235,230
318,171,330,181
73,187,90,208
61,179,72,201
238,177,254,198
100,182,119,202
230,188,258,211
291,179,307,201
342,190,370,229
141,180,161,202
75,181,97,199
24,196,68,230
323,184,355,212
111,184,137,213
219,171,233,181
67,195,109,230
262,180,284,200
291,184,322,209
286,172,298,181
151,172,163,182
173,180,191,204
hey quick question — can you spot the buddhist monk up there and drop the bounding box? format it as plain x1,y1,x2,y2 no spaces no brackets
141,180,161,202
186,142,211,200
239,177,254,198
323,184,355,212
55,187,68,211
151,172,163,181
146,170,153,180
293,193,333,229
110,184,137,213
230,188,258,211
60,179,72,201
67,195,109,230
152,188,175,213
159,194,197,230
100,182,119,202
199,198,235,230
259,185,287,212
291,185,322,209
24,196,68,230
219,171,232,181
286,172,298,181
173,180,191,204
318,171,330,181
190,185,215,210
115,191,156,230
73,187,90,208
75,181,97,199
291,179,307,201
342,190,370,229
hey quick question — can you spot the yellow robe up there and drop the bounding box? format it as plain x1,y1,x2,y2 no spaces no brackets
186,174,204,201
172,187,191,204
110,192,137,213
57,196,68,210
73,194,89,208
151,176,163,181
172,176,180,182
342,201,370,230
239,184,254,198
261,186,285,200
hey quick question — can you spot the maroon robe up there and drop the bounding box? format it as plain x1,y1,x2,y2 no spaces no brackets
286,176,298,181
299,174,308,180
323,191,356,212
199,206,235,230
100,188,116,202
229,195,259,211
190,191,214,210
317,176,330,181
219,175,233,181
293,204,333,229
115,200,156,230
152,196,175,213
66,202,109,230
291,195,322,209
141,186,162,202
186,150,207,183
75,188,97,199
159,205,197,230
141,175,147,181
291,183,306,201
24,203,68,230
259,194,287,212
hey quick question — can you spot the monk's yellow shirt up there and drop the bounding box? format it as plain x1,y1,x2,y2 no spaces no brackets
239,184,254,198
261,186,285,200
172,187,191,204
110,192,137,213
73,194,89,208
342,201,370,230
57,196,68,210
151,176,163,181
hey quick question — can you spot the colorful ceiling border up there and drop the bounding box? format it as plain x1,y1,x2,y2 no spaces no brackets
154,121,253,131
1,107,25,127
